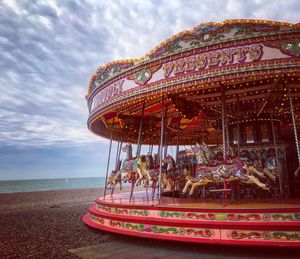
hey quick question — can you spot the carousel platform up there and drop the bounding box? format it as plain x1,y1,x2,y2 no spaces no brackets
83,191,300,247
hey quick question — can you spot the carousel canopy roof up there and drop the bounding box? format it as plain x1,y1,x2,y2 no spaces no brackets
86,19,300,145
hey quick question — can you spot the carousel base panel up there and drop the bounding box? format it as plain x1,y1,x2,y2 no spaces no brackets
83,191,300,247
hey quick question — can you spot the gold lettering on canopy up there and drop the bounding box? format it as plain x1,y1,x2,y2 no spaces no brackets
163,44,263,78
185,57,196,72
249,44,263,61
195,55,207,70
207,52,220,67
219,49,234,65
163,63,174,78
173,60,185,74
92,80,124,110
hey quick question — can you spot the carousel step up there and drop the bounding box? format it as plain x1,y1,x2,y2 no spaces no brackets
88,204,300,230
83,210,300,247
83,193,300,247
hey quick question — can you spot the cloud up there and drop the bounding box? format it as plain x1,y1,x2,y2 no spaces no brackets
0,0,299,148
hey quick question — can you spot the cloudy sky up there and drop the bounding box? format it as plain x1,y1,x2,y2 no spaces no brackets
0,0,299,180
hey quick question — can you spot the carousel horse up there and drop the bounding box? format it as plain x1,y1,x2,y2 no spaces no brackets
182,164,193,182
107,160,122,191
241,149,276,182
182,160,270,196
115,143,137,183
182,143,271,195
193,143,275,181
136,155,151,187
192,142,236,166
161,155,179,191
112,144,155,188
253,156,276,181
107,169,122,190
146,153,160,182
145,153,161,199
145,153,175,191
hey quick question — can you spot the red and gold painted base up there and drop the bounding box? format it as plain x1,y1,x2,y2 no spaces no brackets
83,191,300,247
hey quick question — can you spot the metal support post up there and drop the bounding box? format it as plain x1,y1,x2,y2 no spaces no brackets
221,88,227,161
136,100,146,157
104,118,115,199
270,113,283,196
288,86,300,168
159,96,166,200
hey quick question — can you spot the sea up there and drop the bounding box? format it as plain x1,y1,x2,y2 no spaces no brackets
0,177,107,194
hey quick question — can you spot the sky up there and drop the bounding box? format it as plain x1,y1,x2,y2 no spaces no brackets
0,0,299,180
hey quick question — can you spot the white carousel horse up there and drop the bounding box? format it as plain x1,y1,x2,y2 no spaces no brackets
106,158,122,191
192,142,275,181
253,156,276,182
161,155,178,191
145,153,161,199
242,149,276,182
107,169,121,190
136,155,151,187
118,144,152,187
182,143,271,196
110,144,137,184
146,153,160,182
145,154,176,191
182,160,270,196
182,164,193,183
192,142,211,166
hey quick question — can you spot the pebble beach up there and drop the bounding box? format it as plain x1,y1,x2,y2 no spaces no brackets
0,188,115,258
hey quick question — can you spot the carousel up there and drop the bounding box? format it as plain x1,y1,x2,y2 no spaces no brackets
83,19,300,247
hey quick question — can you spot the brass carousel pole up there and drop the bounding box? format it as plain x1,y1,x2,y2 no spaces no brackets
164,129,168,158
175,123,180,163
116,129,124,191
163,106,168,159
117,131,124,167
236,96,241,157
159,95,166,200
104,117,115,199
226,117,230,157
236,96,241,200
110,139,120,196
221,87,227,161
130,100,146,201
115,140,120,170
270,112,283,197
116,128,124,166
136,100,146,157
288,85,300,175
221,87,229,205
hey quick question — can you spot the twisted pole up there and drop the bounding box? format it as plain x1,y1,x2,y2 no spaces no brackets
270,113,283,196
176,124,180,163
159,95,166,200
136,100,146,157
288,85,300,168
221,87,227,161
104,117,115,199
236,96,241,157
